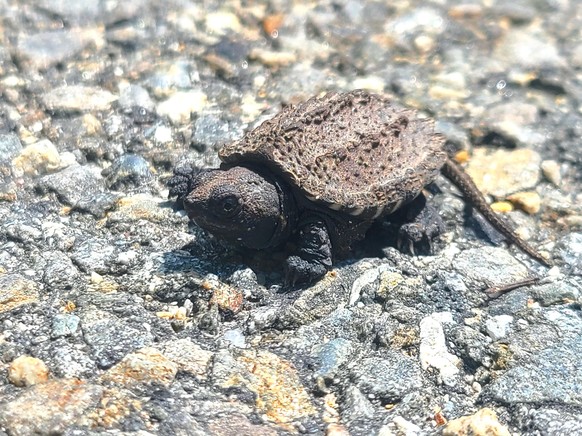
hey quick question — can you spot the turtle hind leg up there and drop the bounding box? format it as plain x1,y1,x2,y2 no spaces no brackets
393,193,445,256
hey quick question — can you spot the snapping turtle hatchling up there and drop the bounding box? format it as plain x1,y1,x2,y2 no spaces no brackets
168,90,549,285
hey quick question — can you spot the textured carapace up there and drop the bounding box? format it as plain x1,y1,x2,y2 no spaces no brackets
219,90,447,219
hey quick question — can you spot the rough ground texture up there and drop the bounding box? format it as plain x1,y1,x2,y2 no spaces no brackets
0,1,581,435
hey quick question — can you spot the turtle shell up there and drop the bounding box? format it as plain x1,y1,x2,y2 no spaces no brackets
219,90,447,219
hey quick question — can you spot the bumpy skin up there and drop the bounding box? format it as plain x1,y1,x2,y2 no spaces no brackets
168,90,550,286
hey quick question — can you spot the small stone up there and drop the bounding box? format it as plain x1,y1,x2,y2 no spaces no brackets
541,160,561,186
391,416,423,435
101,154,154,191
312,338,355,379
101,347,178,391
507,191,541,214
145,61,194,98
37,164,107,209
157,90,208,125
465,148,542,198
351,353,423,402
443,408,510,436
0,379,103,435
51,314,81,338
484,315,514,341
326,423,351,436
341,386,375,422
12,139,61,177
419,312,461,386
483,335,582,405
453,247,530,289
556,233,582,276
204,275,244,314
0,274,40,313
8,356,50,387
41,85,117,113
213,349,316,424
80,307,153,368
162,339,214,379
490,201,514,213
118,84,155,111
191,114,241,151
248,48,297,67
154,125,173,143
205,12,242,35
351,76,385,93
16,28,104,70
223,328,247,348
0,133,23,162
494,29,565,70
207,415,278,436
107,194,168,223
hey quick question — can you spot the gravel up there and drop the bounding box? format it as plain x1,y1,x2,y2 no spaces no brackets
0,0,581,434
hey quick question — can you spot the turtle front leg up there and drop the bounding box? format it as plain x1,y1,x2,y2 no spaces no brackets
167,164,204,205
395,193,444,256
285,215,333,287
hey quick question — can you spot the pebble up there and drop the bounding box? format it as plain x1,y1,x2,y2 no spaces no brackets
107,194,168,224
118,84,155,112
506,191,542,214
0,274,40,313
484,315,514,341
51,314,81,338
312,338,356,379
156,90,208,125
443,408,510,436
191,114,241,151
540,159,561,186
50,345,96,379
493,29,565,70
38,164,105,207
478,101,543,147
41,85,118,113
204,275,244,315
465,148,542,198
0,379,104,435
162,339,214,378
12,139,61,177
223,328,247,348
7,355,50,387
101,154,154,191
419,312,461,386
80,307,154,368
145,61,194,98
351,353,423,402
154,125,173,143
483,335,582,405
212,349,316,424
101,347,178,391
206,415,278,436
0,133,22,162
16,28,104,70
556,233,582,276
453,247,530,289
341,386,375,421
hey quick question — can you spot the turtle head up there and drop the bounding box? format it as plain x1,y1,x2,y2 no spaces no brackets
183,166,293,249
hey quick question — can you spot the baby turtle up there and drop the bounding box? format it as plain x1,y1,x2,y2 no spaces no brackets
168,90,549,285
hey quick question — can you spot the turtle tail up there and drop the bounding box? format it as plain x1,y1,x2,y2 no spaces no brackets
441,157,551,267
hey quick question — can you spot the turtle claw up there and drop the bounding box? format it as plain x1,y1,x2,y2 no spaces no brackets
167,165,203,203
284,255,328,288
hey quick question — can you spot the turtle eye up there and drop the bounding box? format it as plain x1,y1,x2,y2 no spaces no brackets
218,194,240,217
